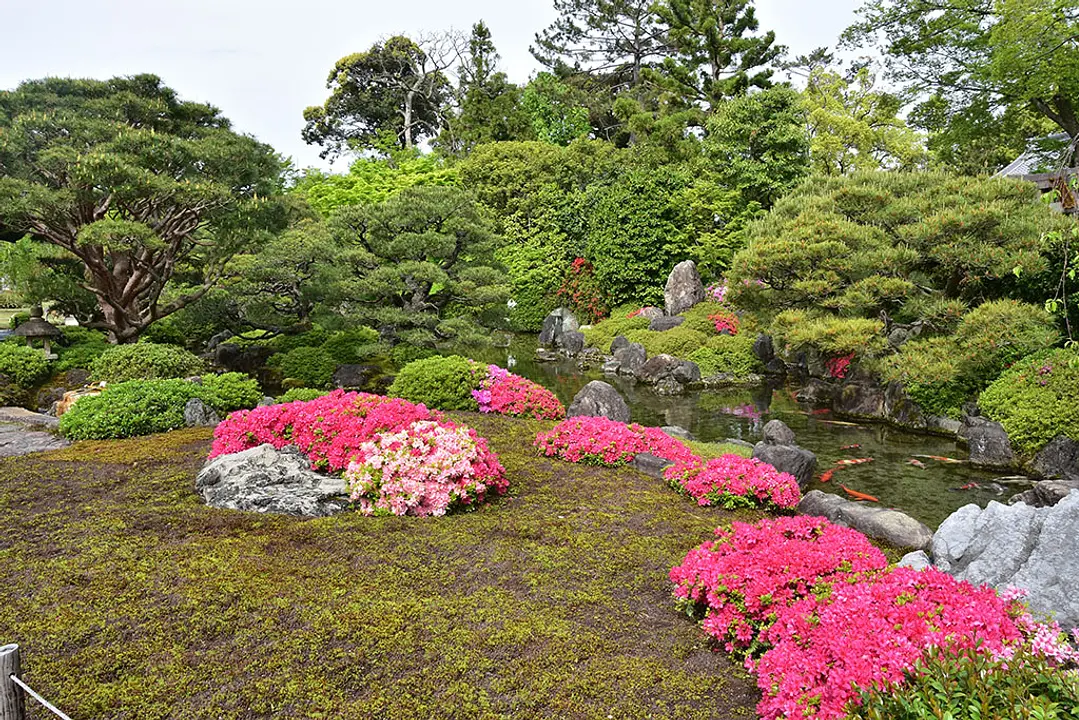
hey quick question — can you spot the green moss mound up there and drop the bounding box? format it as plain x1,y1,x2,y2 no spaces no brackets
979,348,1079,457
687,334,762,378
624,327,710,359
388,355,484,410
199,372,262,413
581,315,650,353
270,345,337,388
90,342,205,383
59,379,206,440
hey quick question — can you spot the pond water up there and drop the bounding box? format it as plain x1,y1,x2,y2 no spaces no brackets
460,337,1029,529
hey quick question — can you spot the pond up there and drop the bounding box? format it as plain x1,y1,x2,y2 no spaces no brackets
461,337,1029,529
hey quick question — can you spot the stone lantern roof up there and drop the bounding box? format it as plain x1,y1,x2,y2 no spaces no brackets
12,306,62,339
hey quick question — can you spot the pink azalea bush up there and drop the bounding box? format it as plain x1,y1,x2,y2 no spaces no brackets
472,364,565,420
344,419,507,517
670,516,888,656
209,390,437,472
665,455,801,510
534,416,697,467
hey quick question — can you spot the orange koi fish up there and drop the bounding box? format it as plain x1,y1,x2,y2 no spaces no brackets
913,455,966,464
908,458,927,469
809,408,831,415
840,444,861,450
819,469,834,483
835,457,874,466
841,485,880,502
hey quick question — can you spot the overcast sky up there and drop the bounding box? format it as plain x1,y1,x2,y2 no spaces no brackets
0,0,863,171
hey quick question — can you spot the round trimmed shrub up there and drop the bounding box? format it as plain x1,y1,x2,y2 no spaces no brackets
59,379,205,440
200,372,262,413
388,355,484,410
0,342,51,387
270,345,337,388
276,387,329,403
90,342,204,383
688,334,761,378
979,348,1079,457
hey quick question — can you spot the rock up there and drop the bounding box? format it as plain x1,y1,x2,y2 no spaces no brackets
702,373,765,388
638,307,664,322
332,364,381,390
602,359,621,375
664,260,705,316
834,380,886,419
567,381,631,423
557,330,586,355
661,425,694,440
959,417,1016,468
55,385,104,417
183,398,220,428
196,444,351,517
763,357,788,376
672,360,701,385
492,333,512,348
762,419,796,446
799,490,933,551
538,308,580,347
536,348,560,362
635,354,699,386
796,378,835,405
35,386,67,415
206,330,234,351
898,550,932,570
724,438,755,450
0,422,70,457
258,396,276,407
610,336,630,354
214,342,272,376
1010,479,1079,508
631,452,674,480
654,378,686,396
884,381,927,431
754,443,817,489
649,316,685,332
927,416,962,436
932,492,1079,629
752,335,775,364
613,343,647,374
1031,435,1079,482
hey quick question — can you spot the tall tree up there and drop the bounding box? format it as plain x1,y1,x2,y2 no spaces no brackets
843,0,1079,164
531,0,670,95
521,73,593,145
653,0,784,108
303,34,458,157
0,75,285,343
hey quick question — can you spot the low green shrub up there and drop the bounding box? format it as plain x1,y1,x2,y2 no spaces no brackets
276,387,329,403
59,379,205,440
678,302,728,334
90,343,204,383
580,316,650,352
388,355,484,410
321,327,380,364
770,310,886,355
688,334,762,378
880,336,972,418
390,343,438,369
979,348,1079,457
848,644,1079,720
624,327,710,358
0,342,50,388
200,372,262,413
270,328,331,354
269,346,337,388
54,327,109,372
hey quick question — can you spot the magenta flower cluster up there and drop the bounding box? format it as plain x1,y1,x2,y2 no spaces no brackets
534,416,697,467
705,283,729,303
664,455,801,510
344,419,507,517
472,365,565,420
670,515,1079,720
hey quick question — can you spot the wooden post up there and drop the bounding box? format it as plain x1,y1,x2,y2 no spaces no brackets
0,644,24,720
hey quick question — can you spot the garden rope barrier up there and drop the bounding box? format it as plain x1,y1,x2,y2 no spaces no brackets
1,644,73,720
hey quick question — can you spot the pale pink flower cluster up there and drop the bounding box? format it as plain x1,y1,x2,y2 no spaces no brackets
344,419,507,517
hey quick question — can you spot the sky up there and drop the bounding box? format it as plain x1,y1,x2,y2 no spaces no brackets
0,0,863,171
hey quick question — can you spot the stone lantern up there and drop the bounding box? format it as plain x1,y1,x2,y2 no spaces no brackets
13,306,62,359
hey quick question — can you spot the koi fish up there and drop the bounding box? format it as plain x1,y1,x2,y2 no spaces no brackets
913,455,966,464
808,408,831,415
815,420,863,427
908,458,927,469
841,485,880,502
819,469,834,483
836,457,874,466
840,444,861,450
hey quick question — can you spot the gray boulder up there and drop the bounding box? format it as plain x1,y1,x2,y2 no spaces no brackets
183,398,220,428
613,342,647,374
258,396,276,407
661,425,694,440
649,316,685,332
610,336,630,354
799,490,933,551
932,492,1079,629
752,335,775,364
631,452,674,480
196,444,351,517
763,357,788,376
567,380,631,423
1031,435,1079,482
796,379,836,405
536,348,560,362
558,330,586,355
762,419,796,445
638,307,665,322
538,308,580,347
635,354,700,386
664,260,705,316
753,420,817,488
333,363,381,390
602,359,621,375
0,421,70,457
834,380,887,419
959,417,1016,468
1011,479,1079,508
898,550,932,570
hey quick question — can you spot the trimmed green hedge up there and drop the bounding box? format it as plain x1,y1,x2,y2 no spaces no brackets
90,343,204,383
59,379,206,440
388,355,484,410
0,342,50,387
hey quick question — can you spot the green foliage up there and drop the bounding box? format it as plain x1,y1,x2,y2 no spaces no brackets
199,372,262,414
90,343,205,384
0,75,286,342
292,154,459,216
270,346,337,389
879,336,972,419
276,387,330,403
0,343,50,387
54,327,110,372
848,645,1079,720
520,73,591,146
320,327,381,364
388,355,484,410
980,348,1079,457
58,379,205,440
677,302,729,334
624,327,710,358
770,310,886,355
390,344,438,369
688,334,762,378
270,328,332,354
581,316,651,353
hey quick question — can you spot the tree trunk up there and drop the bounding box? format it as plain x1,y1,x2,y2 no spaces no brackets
403,90,415,148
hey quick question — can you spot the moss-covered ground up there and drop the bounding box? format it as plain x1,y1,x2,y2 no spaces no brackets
0,413,761,719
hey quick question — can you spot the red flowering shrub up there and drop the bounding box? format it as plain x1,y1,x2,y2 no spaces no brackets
709,311,740,335
670,517,888,656
825,352,854,380
534,416,696,467
472,365,565,420
209,390,439,472
557,257,607,323
665,455,801,510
